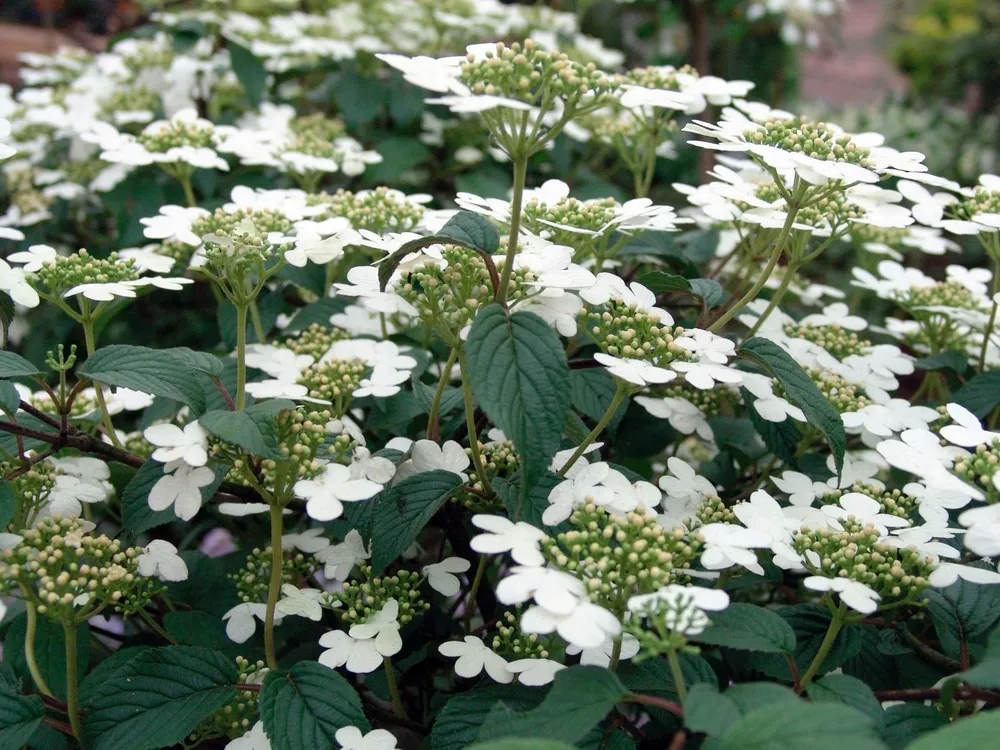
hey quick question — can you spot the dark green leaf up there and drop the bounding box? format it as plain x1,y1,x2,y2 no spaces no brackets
4,616,87,700
925,573,1000,662
0,351,41,378
283,298,348,332
721,701,885,750
639,271,691,295
806,674,883,729
0,292,14,346
916,351,969,374
570,368,628,431
0,481,13,528
466,304,571,493
427,684,544,750
80,648,152,705
492,472,566,530
227,40,268,108
695,603,796,653
259,662,368,750
370,470,465,572
744,388,801,465
365,136,431,183
198,400,291,460
749,605,862,683
84,646,238,750
0,381,20,414
120,460,228,537
960,627,1000,687
904,708,1000,750
332,69,385,127
0,690,45,748
468,741,578,750
412,376,463,417
880,704,945,750
689,278,726,307
953,371,1000,418
738,337,846,477
683,683,743,737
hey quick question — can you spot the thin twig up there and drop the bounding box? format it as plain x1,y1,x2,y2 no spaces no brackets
624,693,684,717
874,685,1000,705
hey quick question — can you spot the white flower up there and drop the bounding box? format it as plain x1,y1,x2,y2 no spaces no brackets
296,463,383,522
821,493,910,536
281,528,331,554
7,243,58,272
245,380,327,403
0,260,39,308
148,462,215,521
658,457,717,506
771,470,828,506
566,633,641,668
594,353,676,387
349,599,403,658
144,422,209,467
628,584,730,636
137,540,188,582
422,557,471,597
353,367,410,399
804,576,880,614
699,523,772,576
940,403,1000,448
119,245,177,274
63,282,138,301
496,565,587,613
335,726,399,750
636,396,713,440
506,658,566,686
319,630,382,674
520,599,622,649
470,514,548,567
928,563,1000,588
351,447,396,485
225,721,271,750
126,276,195,293
316,530,370,581
275,584,325,621
405,439,470,480
438,636,512,683
672,361,743,390
223,602,280,643
799,302,867,331
675,329,736,364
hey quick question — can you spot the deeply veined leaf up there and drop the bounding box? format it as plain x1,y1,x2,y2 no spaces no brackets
4,616,88,700
259,662,368,750
426,684,544,750
0,350,41,379
465,303,571,496
198,400,292,460
953,370,1000,418
806,674,883,729
695,603,796,653
738,337,846,477
720,701,886,750
0,690,45,748
83,646,238,750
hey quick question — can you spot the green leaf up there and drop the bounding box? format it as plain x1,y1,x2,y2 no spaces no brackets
903,708,1000,750
619,653,717,706
284,298,348,332
0,690,45,748
0,481,13,528
80,648,152,705
78,346,223,411
570,368,628,432
163,611,236,650
227,40,268,108
640,270,691,295
748,605,862,682
0,351,41,378
738,337,846,477
259,662,368,750
84,646,238,750
689,278,726,307
916,350,969,374
683,683,743,737
427,684,545,750
469,742,578,750
377,211,500,291
198,400,292,460
806,674,883,729
0,381,20,414
365,136,431,183
411,377,464,417
370,470,465,573
492,472,565,530
120,460,228,537
0,292,14,347
953,371,1000,418
880,704,945,750
4,616,87,700
959,627,1000,687
744,388,801,465
695,603,796,653
721,701,885,750
476,666,629,745
466,304,571,491
332,68,385,127
925,574,1000,662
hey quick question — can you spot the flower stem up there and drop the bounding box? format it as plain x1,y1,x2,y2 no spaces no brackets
82,317,123,449
666,648,687,699
427,349,458,441
250,300,267,343
63,623,82,740
457,350,492,492
383,658,407,718
608,637,624,672
236,303,249,410
463,554,488,633
179,172,197,208
747,261,798,337
799,602,847,689
137,608,178,644
709,201,799,333
25,602,53,697
495,156,528,305
978,255,999,373
264,503,284,670
557,384,628,477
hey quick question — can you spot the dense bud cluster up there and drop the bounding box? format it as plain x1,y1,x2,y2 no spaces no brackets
137,115,219,153
279,322,351,359
744,119,872,167
954,440,1000,501
231,545,319,604
31,249,139,296
309,187,426,233
0,459,57,528
297,359,368,414
199,657,268,741
822,484,918,520
491,609,551,659
896,280,987,313
522,195,617,241
330,565,428,625
588,299,688,365
784,322,872,359
952,187,1000,221
803,368,870,413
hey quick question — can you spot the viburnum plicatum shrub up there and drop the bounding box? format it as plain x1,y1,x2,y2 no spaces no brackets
1,7,1000,750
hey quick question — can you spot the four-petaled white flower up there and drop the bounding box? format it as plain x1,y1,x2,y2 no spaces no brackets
316,530,370,581
148,462,216,521
137,539,189,582
506,658,566,686
438,636,512,683
334,726,399,750
349,598,403,658
804,575,881,614
275,585,325,620
318,630,382,674
470,515,547,567
223,602,283,643
295,463,383,522
144,422,210,467
422,557,472,597
594,353,676,387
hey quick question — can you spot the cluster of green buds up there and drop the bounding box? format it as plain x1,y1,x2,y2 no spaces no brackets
850,224,908,251
136,114,220,155
950,186,1000,224
820,484,918,521
195,657,268,742
783,322,872,359
200,214,292,299
231,545,319,604
895,280,988,314
793,191,864,232
121,42,174,75
793,519,934,605
0,516,160,621
279,322,351,360
660,384,728,418
30,249,140,298
491,609,553,660
743,119,873,168
397,246,518,342
586,299,688,366
222,409,335,500
454,437,518,511
624,599,706,661
542,504,702,614
796,368,870,414
308,187,426,234
63,158,116,191
694,495,736,526
122,431,154,459
330,565,429,625
296,359,368,416
289,112,346,142
522,195,617,246
954,440,1000,502
98,85,160,124
148,240,199,269
0,459,57,530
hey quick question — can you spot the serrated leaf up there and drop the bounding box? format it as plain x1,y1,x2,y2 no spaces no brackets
0,351,41,378
411,376,464,416
695,603,796,653
916,350,969,374
78,346,223,411
466,304,571,499
807,674,883,729
640,270,691,295
227,39,267,108
378,211,500,290
721,701,885,750
492,472,565,530
738,337,846,477
198,400,291,460
953,371,1000,418
903,708,1000,750
80,647,152,705
120,460,228,537
4,616,87,700
84,646,238,750
259,662,368,750
370,470,465,572
620,653,717,704
0,381,20,414
476,666,628,744
0,690,45,748
570,368,628,432
925,573,1000,662
427,684,544,750
880,704,945,750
